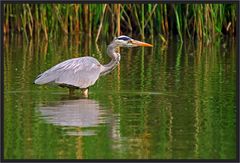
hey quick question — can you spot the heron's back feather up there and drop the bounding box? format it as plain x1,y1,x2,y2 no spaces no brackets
34,57,102,88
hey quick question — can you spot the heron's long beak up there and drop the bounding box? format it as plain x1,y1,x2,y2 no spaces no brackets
132,40,153,47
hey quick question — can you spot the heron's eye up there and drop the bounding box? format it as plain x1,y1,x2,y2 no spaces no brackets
128,40,133,44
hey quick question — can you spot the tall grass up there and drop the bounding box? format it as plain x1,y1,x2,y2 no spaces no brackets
3,4,237,41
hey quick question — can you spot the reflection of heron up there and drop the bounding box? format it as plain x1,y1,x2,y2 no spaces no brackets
34,36,153,96
38,99,107,136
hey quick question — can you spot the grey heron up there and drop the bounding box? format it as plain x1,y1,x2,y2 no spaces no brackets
34,35,153,96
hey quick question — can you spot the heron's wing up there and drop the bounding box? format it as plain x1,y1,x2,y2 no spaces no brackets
35,57,102,88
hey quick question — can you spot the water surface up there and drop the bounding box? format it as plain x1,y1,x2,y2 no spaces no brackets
4,35,236,159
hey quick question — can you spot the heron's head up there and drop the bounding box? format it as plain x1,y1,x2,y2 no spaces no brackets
113,35,153,48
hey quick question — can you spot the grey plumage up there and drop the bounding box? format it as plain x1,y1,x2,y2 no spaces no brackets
35,57,102,88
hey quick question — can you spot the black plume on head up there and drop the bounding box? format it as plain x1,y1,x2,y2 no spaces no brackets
117,36,131,41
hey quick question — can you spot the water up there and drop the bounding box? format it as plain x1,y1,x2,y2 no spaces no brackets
3,34,236,159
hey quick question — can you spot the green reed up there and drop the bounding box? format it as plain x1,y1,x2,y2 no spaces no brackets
3,4,237,41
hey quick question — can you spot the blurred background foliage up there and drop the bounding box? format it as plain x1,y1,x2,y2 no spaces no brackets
3,4,237,43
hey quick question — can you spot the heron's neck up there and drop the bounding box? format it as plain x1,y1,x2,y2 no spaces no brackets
100,43,120,76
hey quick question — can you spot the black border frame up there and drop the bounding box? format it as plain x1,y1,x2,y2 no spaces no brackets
0,0,239,163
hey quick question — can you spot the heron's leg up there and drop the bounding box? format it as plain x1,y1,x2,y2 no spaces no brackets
69,88,75,96
82,88,88,97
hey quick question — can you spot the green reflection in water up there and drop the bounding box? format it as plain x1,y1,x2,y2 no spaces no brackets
4,34,236,159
